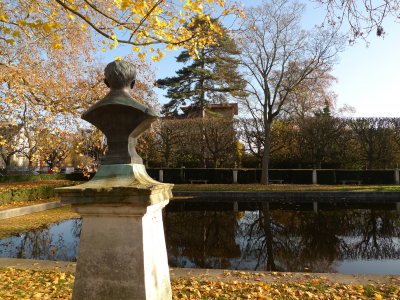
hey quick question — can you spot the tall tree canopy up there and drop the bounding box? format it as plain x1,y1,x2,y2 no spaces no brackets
237,0,346,184
157,19,247,117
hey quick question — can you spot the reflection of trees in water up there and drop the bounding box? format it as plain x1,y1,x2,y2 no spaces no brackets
238,205,400,273
71,218,82,240
0,219,81,262
342,209,400,260
163,211,240,270
267,206,344,273
164,203,400,273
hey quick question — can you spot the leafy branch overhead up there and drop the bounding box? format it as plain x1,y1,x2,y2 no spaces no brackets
0,0,245,61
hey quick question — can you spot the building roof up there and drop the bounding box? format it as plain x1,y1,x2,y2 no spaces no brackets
180,103,238,116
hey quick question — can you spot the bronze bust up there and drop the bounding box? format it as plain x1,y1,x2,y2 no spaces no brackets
82,60,158,165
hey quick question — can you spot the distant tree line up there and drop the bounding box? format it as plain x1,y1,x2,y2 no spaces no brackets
142,117,400,170
241,117,400,170
139,117,239,169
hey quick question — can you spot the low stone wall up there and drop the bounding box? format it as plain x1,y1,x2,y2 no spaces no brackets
0,200,62,220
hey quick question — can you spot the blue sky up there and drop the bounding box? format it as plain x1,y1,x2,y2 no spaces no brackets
103,0,400,118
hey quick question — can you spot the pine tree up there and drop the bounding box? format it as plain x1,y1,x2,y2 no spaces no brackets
314,99,332,118
157,18,247,118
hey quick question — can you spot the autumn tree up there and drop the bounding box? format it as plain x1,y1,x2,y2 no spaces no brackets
0,123,25,174
157,18,247,117
1,0,244,61
76,128,107,165
1,1,245,170
201,118,237,168
19,108,49,172
346,117,397,169
40,130,76,171
154,119,185,167
238,118,295,168
296,117,346,169
237,0,346,184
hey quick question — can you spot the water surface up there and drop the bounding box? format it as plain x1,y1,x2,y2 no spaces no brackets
1,200,399,274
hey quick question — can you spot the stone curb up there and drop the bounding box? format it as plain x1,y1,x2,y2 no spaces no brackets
1,258,399,286
172,191,400,202
0,200,62,220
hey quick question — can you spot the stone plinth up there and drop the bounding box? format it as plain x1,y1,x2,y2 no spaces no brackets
57,164,173,206
70,201,171,300
56,164,173,300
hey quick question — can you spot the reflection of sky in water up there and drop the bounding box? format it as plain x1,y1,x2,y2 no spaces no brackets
1,202,400,274
0,219,80,262
338,260,400,275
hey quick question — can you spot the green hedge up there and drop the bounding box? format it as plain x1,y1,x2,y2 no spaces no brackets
5,169,395,185
317,170,336,185
147,168,399,184
266,170,293,184
146,169,159,181
238,169,257,184
0,184,76,206
214,169,233,184
336,170,394,184
0,173,94,183
292,170,313,184
163,168,184,184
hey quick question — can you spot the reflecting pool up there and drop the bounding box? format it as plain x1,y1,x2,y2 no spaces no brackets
1,200,400,274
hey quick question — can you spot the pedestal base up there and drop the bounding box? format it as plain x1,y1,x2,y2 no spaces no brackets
71,201,171,300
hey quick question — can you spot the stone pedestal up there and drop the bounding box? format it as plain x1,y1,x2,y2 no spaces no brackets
56,60,174,300
56,164,174,300
71,201,171,300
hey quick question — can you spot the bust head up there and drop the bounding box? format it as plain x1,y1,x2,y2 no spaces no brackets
104,60,136,89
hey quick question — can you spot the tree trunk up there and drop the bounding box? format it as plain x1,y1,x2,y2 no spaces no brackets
5,157,11,175
262,202,276,271
261,122,271,185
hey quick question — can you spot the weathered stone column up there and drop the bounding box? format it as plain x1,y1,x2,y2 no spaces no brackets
159,167,164,183
233,162,238,184
313,202,318,214
56,60,173,300
312,165,317,185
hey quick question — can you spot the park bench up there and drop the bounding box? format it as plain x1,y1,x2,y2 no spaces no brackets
269,179,284,184
189,180,209,184
340,180,363,185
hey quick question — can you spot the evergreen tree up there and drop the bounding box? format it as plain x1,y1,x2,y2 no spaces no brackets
157,18,247,118
314,99,332,118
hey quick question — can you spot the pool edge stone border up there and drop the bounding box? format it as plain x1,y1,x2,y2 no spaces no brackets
0,200,63,220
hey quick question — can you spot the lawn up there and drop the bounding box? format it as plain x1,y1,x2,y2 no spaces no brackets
0,268,398,299
172,183,400,192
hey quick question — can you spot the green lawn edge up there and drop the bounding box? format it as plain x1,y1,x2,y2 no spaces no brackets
171,184,400,192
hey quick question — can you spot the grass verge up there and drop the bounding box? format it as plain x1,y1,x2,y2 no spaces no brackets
172,184,400,192
0,268,399,299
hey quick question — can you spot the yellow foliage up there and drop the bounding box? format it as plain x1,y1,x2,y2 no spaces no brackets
0,0,245,59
